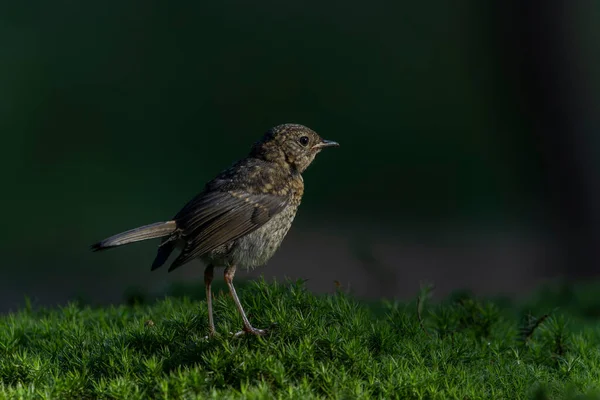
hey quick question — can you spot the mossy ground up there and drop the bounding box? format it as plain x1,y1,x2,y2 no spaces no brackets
1,279,600,399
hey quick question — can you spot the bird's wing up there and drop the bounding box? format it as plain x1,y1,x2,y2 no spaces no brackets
168,188,288,271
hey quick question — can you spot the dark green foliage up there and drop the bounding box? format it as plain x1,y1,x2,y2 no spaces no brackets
1,279,600,399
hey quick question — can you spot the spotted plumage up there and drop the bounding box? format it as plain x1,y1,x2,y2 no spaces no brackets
91,123,339,336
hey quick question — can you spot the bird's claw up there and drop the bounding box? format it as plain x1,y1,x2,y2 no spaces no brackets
232,327,268,337
202,329,217,341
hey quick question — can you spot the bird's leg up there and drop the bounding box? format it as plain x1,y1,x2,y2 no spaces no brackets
224,265,267,336
204,264,216,336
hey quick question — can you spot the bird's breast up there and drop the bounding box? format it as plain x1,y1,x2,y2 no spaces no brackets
229,204,299,269
289,174,304,205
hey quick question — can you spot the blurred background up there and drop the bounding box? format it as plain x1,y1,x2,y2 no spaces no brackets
1,1,599,312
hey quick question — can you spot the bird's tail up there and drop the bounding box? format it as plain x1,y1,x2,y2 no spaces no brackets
91,221,177,251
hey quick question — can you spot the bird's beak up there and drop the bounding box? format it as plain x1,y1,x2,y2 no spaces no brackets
312,140,339,150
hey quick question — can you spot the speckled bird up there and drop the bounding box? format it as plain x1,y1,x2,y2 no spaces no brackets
91,124,339,336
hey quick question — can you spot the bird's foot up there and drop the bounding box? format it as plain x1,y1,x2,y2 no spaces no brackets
204,326,217,340
233,326,268,337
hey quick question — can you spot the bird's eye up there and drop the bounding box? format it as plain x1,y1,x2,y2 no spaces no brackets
299,136,309,147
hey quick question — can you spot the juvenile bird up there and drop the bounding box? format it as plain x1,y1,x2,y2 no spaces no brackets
91,124,339,336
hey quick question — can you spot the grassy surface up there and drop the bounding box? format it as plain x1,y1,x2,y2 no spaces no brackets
1,279,600,399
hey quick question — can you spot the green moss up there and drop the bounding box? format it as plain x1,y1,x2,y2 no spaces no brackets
1,279,600,399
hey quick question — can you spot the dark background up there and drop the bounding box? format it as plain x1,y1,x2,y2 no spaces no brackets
2,1,599,312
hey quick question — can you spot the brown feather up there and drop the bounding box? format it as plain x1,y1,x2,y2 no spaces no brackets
168,182,289,271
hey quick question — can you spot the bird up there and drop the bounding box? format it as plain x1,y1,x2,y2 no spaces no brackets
91,123,339,336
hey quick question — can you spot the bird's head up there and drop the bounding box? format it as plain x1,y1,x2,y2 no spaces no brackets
250,124,339,173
